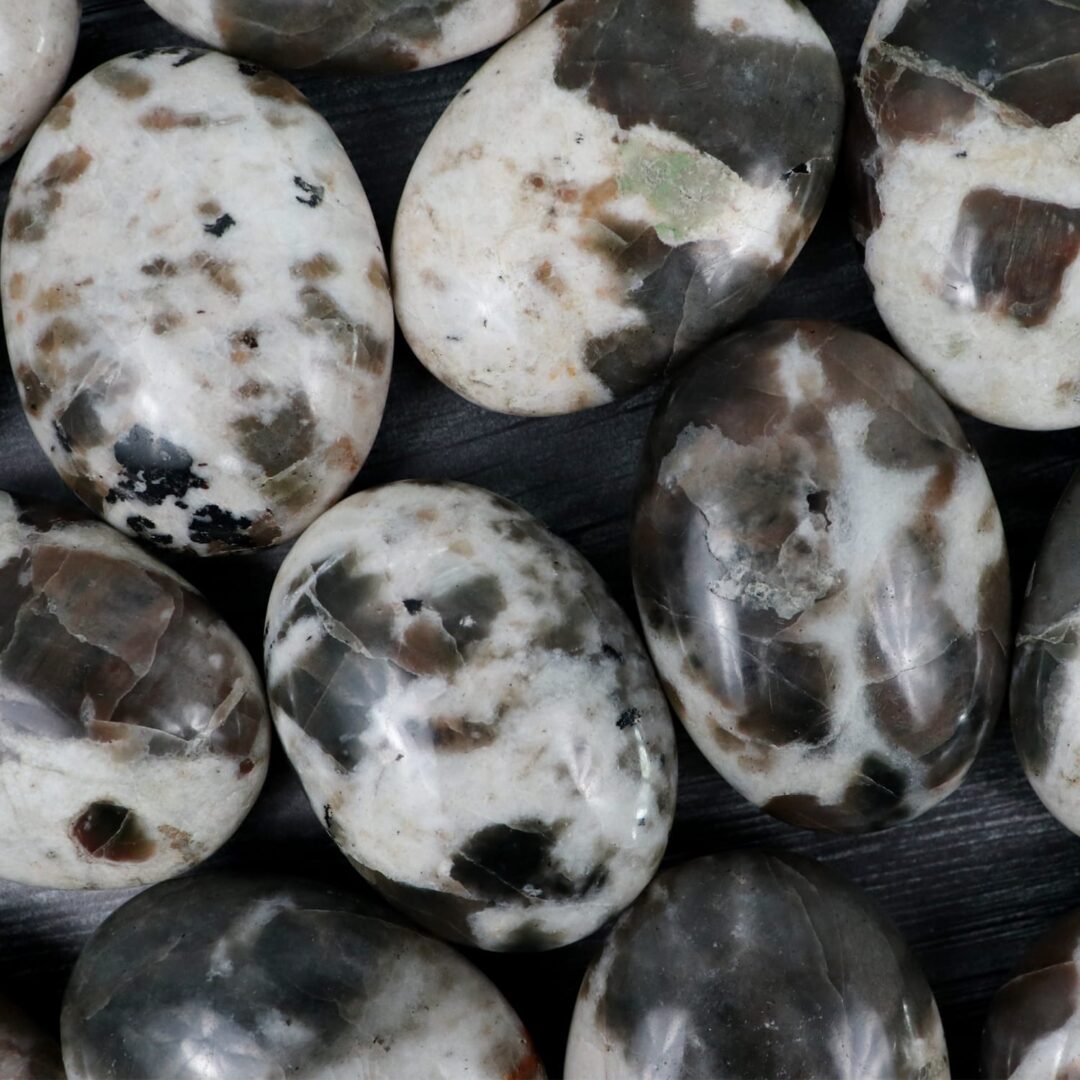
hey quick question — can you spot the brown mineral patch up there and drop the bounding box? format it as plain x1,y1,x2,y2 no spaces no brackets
581,176,618,220
42,147,92,187
6,194,57,244
44,92,76,129
157,823,195,854
534,260,565,295
32,284,79,313
419,268,445,291
141,256,178,277
17,366,50,414
72,802,156,862
233,390,317,476
528,174,546,190
291,253,341,280
8,274,25,301
922,460,957,512
246,70,307,106
367,259,389,292
449,538,474,556
731,17,748,32
152,311,184,335
229,328,260,361
429,716,498,752
326,436,361,473
238,379,264,398
298,285,388,374
37,317,87,354
192,252,242,297
198,199,222,217
416,507,439,522
94,66,152,99
140,107,210,131
556,184,580,203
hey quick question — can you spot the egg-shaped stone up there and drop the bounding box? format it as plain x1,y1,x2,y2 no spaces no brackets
61,873,545,1080
392,0,844,417
633,320,1009,831
565,850,949,1079
265,480,676,950
850,0,1080,430
143,0,550,76
0,996,63,1080
1012,468,1080,834
984,906,1080,1077
0,1,80,165
0,491,269,889
1,48,393,556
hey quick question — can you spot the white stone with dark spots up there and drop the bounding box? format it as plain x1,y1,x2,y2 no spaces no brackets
265,480,676,951
0,0,80,165
1,48,393,556
393,0,843,416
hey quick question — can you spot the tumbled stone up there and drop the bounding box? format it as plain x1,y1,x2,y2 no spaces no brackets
143,0,550,75
0,1,80,165
565,850,949,1079
984,906,1080,1077
265,480,676,950
633,321,1009,832
0,997,63,1080
393,0,843,416
0,492,269,889
850,0,1080,430
1,48,393,556
61,874,545,1080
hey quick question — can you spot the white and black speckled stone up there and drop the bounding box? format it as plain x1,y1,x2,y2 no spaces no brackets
0,0,80,165
265,480,677,951
565,851,949,1080
61,874,546,1080
393,0,843,416
1,48,393,556
0,492,270,890
0,996,63,1080
633,321,1010,832
143,0,550,76
851,0,1080,430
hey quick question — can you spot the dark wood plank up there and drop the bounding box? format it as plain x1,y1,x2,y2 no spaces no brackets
2,3,1078,1077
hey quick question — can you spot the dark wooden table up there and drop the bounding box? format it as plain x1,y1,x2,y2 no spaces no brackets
2,3,1077,1077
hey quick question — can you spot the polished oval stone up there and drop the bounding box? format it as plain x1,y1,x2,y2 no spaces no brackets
0,996,63,1080
0,0,80,165
265,480,676,950
984,906,1080,1077
143,0,550,75
565,850,949,1080
1012,468,1080,835
1,48,393,556
0,492,270,889
393,0,843,416
850,0,1080,430
633,320,1009,831
61,874,545,1080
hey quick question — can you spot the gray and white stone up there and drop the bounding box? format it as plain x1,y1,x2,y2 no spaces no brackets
1012,467,1080,836
1,48,393,556
633,321,1010,832
265,480,676,950
0,996,63,1080
61,873,546,1080
0,491,270,890
0,1,80,165
850,0,1080,430
393,0,843,416
143,0,550,75
565,850,949,1080
984,906,1080,1078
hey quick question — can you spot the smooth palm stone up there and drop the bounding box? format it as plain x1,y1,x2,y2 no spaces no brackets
143,0,550,75
851,0,1080,430
265,480,676,950
0,996,63,1080
1,48,393,555
564,851,949,1080
60,874,546,1080
393,0,843,416
632,320,1010,831
0,0,80,164
984,907,1080,1078
0,492,270,890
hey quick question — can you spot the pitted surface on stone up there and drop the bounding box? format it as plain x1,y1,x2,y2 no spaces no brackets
265,480,676,950
393,0,842,416
0,492,270,890
0,996,63,1080
851,0,1080,429
1,49,393,555
61,874,545,1080
632,321,1009,832
564,851,949,1080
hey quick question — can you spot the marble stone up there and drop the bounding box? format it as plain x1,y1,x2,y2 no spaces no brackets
1,48,393,556
0,1,80,166
393,0,843,417
984,906,1080,1077
0,996,63,1080
0,491,270,890
1012,468,1080,836
61,873,545,1079
633,320,1010,832
850,0,1080,430
143,0,550,75
265,480,676,950
565,850,949,1079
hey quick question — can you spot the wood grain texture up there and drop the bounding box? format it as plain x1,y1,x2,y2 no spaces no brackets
1,3,1078,1077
